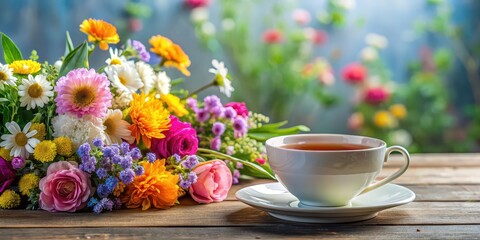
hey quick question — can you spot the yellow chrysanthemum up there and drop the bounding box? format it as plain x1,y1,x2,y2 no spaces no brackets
33,140,57,162
9,60,41,75
389,104,407,120
53,137,74,157
19,173,40,196
0,190,21,209
113,181,126,197
161,94,188,117
29,123,46,140
121,160,179,210
129,93,171,148
80,18,120,51
149,35,191,76
0,147,12,161
373,111,396,129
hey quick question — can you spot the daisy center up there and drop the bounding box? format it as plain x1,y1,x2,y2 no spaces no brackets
14,132,28,147
111,58,122,65
104,117,116,135
27,83,44,98
119,76,127,85
214,74,225,86
0,71,7,81
73,86,96,107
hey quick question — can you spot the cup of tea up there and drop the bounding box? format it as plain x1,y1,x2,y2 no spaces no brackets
265,134,410,207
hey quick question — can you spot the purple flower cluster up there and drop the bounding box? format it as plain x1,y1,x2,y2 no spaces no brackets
179,172,198,189
175,155,200,189
87,197,118,214
11,156,26,170
128,39,150,62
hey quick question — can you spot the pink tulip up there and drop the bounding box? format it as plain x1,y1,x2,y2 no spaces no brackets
189,160,232,203
262,29,284,44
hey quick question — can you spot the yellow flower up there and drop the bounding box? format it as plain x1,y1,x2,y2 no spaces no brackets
129,93,171,148
390,104,407,120
149,35,191,76
80,18,120,51
9,60,41,75
121,160,179,210
19,173,40,196
33,140,57,162
0,147,12,161
373,111,396,128
113,181,126,197
161,94,188,117
29,123,46,140
0,190,21,209
53,137,74,157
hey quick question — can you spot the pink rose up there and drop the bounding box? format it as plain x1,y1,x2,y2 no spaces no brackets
39,161,92,212
262,29,284,44
342,63,367,84
189,160,232,203
364,87,390,105
151,116,198,159
292,9,311,25
225,102,249,118
0,157,16,194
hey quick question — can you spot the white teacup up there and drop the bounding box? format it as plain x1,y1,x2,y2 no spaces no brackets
266,134,410,207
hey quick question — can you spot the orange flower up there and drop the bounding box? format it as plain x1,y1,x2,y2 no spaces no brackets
121,160,179,210
80,18,120,51
128,93,171,148
149,35,191,76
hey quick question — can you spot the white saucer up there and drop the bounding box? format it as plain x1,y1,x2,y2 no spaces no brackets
235,182,415,223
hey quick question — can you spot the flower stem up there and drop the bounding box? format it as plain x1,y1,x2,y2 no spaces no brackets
183,81,216,100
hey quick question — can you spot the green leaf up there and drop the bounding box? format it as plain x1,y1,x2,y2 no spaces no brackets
248,121,288,133
64,31,74,56
59,41,89,77
171,78,184,87
1,33,23,63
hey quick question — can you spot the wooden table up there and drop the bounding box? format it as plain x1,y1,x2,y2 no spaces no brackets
1,153,480,239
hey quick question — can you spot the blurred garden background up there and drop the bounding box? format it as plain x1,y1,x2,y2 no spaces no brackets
1,0,479,153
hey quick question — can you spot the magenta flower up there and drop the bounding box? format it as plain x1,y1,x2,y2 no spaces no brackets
364,87,390,105
185,0,210,8
225,102,249,118
342,63,367,84
150,116,198,159
55,68,112,118
39,161,92,212
0,157,15,194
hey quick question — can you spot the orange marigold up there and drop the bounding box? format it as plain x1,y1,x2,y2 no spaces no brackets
128,93,171,148
121,160,179,210
80,18,120,51
149,35,191,76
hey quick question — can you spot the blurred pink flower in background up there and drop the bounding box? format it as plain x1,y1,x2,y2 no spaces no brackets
305,28,328,45
292,9,311,25
262,29,284,44
347,112,364,130
185,0,210,8
342,63,367,84
363,86,390,105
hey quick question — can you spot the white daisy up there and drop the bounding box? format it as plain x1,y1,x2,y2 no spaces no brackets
153,71,171,98
135,61,155,93
105,64,143,94
105,48,129,66
0,121,40,158
111,90,133,109
18,74,54,110
0,63,17,90
360,47,378,62
209,59,234,97
103,109,134,144
52,113,106,148
366,33,388,49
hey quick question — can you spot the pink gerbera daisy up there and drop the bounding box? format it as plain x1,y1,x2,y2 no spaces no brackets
55,68,112,118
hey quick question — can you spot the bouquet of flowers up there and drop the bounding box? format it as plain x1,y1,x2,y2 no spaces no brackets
0,19,307,213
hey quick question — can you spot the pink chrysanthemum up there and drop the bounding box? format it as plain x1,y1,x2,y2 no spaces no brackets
55,68,112,118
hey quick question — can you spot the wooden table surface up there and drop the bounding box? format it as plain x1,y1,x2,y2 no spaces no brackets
1,153,480,239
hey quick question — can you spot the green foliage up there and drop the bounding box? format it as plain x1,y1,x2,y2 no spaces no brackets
1,33,23,64
59,41,89,77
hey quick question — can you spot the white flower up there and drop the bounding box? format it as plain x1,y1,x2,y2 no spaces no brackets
0,121,40,158
54,60,63,72
103,109,134,145
366,33,388,49
111,90,133,109
222,18,235,31
0,63,17,90
153,71,171,98
390,129,412,146
135,61,155,93
52,113,106,148
190,7,209,23
360,47,378,62
105,48,129,66
209,59,234,97
18,74,54,110
336,0,356,10
105,64,143,94
201,22,216,36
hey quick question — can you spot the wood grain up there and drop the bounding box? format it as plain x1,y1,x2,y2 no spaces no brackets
380,167,480,184
1,225,479,240
384,153,480,168
1,202,480,228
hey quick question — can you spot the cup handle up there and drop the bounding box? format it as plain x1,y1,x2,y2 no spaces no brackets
360,146,410,194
